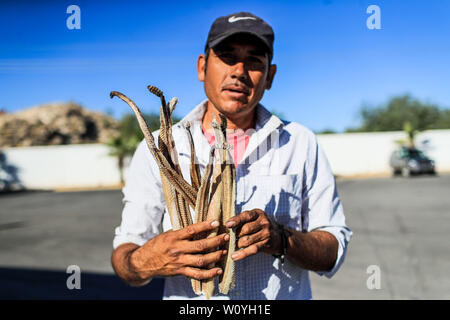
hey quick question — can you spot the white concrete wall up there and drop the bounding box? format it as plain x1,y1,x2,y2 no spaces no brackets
1,144,126,189
1,129,449,189
416,130,450,172
317,129,450,176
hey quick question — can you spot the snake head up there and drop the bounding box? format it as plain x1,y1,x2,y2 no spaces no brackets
109,91,121,99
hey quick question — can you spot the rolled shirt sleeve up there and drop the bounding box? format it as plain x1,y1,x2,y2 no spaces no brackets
113,138,166,250
302,137,353,278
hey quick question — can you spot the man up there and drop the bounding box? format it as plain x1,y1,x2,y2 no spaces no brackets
111,12,352,300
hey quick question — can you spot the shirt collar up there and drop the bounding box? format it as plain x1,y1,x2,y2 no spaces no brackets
179,99,283,131
177,100,284,166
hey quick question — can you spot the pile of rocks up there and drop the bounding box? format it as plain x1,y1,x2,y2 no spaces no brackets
0,102,119,147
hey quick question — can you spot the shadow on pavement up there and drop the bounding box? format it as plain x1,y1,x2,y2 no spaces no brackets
0,189,52,197
0,267,164,300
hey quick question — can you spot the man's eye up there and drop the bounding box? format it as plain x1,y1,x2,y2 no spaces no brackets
246,57,265,69
248,56,263,62
248,57,264,64
216,52,265,69
218,53,235,60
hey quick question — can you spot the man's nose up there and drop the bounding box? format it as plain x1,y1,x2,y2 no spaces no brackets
231,61,248,80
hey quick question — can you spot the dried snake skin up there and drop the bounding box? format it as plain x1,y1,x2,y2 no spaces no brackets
213,115,236,295
110,86,236,299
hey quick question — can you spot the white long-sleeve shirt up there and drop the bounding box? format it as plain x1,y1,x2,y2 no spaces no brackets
113,100,352,300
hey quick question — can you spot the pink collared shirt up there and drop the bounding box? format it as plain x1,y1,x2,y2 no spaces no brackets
201,124,251,168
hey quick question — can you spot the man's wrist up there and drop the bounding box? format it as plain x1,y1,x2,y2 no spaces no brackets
272,223,288,263
128,247,153,281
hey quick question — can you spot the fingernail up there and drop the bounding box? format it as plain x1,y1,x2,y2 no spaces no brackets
231,253,238,259
211,220,219,227
217,269,223,275
226,221,236,228
224,234,230,241
222,249,228,255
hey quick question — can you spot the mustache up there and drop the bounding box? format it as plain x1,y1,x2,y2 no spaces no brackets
221,82,250,94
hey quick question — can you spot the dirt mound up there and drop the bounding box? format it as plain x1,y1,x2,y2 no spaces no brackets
0,102,119,147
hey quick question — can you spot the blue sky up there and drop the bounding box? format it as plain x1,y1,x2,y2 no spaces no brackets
1,0,449,132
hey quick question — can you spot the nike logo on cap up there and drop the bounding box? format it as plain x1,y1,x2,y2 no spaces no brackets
228,16,257,23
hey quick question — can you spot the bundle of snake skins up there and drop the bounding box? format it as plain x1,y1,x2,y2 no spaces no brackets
110,85,236,299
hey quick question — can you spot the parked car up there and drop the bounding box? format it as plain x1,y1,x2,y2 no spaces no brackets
389,147,436,177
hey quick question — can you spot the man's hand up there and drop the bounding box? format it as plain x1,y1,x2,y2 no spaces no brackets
129,220,230,281
224,208,339,272
225,209,282,261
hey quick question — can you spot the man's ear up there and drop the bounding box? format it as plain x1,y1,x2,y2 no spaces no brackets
265,64,277,90
197,54,206,82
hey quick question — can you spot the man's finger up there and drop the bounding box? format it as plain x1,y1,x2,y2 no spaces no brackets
181,267,223,280
236,217,269,238
237,229,270,249
232,240,268,261
181,232,230,253
176,220,220,239
225,210,259,228
182,250,228,268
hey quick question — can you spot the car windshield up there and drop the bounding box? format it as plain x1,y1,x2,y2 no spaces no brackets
407,149,427,160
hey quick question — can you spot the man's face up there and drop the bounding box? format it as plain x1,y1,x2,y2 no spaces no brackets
197,35,276,121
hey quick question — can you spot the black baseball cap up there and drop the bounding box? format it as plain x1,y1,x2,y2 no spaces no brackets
205,12,275,62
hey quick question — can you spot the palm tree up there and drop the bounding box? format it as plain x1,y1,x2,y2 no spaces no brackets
403,120,417,148
107,112,180,186
107,134,140,185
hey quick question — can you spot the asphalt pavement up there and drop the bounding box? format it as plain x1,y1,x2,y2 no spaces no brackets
0,174,449,299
